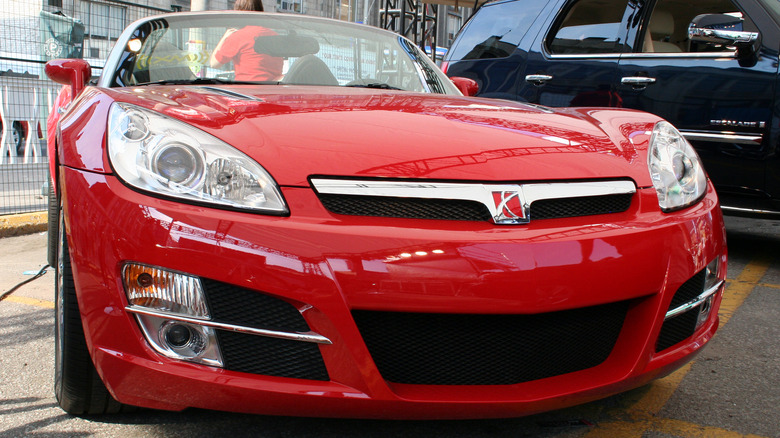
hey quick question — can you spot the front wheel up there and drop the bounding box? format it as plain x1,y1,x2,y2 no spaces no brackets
54,210,128,415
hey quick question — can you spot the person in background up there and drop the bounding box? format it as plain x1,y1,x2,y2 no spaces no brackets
209,0,283,81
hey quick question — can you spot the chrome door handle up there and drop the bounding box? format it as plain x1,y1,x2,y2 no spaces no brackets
621,76,656,86
526,74,553,86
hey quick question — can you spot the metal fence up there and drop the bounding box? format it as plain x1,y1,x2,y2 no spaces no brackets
0,0,191,215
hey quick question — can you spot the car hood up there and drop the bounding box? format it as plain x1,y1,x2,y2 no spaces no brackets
104,86,659,187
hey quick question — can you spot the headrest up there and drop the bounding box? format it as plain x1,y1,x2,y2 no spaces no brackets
650,10,675,37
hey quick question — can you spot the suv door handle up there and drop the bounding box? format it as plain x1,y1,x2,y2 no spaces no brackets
621,76,657,87
526,74,553,86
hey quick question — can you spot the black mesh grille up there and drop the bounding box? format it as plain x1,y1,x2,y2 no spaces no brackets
656,309,699,352
318,193,632,222
217,330,329,380
319,194,492,221
199,279,328,380
202,279,309,332
667,270,706,311
655,269,708,352
530,194,633,220
352,301,629,385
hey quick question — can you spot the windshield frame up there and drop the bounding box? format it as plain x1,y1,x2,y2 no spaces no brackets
99,11,459,95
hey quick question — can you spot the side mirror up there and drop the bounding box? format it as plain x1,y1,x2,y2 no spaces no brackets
688,14,760,66
45,59,92,97
450,77,479,97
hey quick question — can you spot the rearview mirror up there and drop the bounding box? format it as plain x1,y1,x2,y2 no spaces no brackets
45,59,92,97
688,14,760,66
450,77,479,96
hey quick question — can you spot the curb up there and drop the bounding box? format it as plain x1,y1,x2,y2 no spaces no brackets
0,212,48,238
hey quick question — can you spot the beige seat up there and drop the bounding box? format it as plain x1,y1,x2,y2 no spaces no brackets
645,10,683,53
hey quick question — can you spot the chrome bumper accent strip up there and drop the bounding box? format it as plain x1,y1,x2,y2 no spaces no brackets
664,280,725,320
681,131,763,145
126,306,332,345
311,178,636,225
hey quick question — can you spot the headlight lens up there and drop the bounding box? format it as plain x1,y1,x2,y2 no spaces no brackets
108,102,287,214
648,121,707,211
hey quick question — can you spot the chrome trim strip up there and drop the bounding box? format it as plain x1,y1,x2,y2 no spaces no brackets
664,280,724,320
681,131,763,145
720,206,780,217
311,178,636,224
547,53,621,60
547,52,736,60
125,306,332,345
620,52,736,59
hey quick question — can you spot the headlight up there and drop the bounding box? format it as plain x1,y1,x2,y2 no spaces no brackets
108,102,287,214
648,121,707,212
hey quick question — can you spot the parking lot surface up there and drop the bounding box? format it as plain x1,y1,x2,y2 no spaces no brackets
1,216,778,437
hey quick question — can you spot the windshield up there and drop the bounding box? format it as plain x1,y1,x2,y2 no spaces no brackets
108,12,458,94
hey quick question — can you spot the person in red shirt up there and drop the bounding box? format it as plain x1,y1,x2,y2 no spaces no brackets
209,0,283,82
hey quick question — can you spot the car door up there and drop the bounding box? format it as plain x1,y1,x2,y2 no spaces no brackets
443,0,550,101
519,0,638,107
617,0,779,210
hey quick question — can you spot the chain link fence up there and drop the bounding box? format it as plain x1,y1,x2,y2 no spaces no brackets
0,0,196,215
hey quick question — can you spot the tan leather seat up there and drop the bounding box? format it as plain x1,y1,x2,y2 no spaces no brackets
646,10,682,53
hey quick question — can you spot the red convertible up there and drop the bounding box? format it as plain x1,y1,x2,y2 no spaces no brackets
44,12,726,418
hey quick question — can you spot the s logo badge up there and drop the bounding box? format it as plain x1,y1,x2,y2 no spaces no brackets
492,190,528,224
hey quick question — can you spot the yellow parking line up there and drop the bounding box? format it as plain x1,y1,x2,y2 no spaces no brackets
3,295,54,309
584,258,771,438
590,417,768,438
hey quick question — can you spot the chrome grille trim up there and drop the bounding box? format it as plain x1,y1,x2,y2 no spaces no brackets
311,178,636,224
664,280,724,320
126,306,332,344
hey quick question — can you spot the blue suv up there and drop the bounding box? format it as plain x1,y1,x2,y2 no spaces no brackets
444,0,779,217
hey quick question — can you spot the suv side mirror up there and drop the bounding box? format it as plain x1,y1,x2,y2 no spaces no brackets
450,77,479,96
688,14,760,66
45,59,92,97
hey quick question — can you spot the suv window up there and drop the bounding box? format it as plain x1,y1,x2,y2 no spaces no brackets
447,0,545,61
640,0,758,53
547,0,629,54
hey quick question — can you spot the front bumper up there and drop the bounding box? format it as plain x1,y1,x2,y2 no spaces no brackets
61,167,726,419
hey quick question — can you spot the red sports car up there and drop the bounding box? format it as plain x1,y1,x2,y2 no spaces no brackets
44,11,726,419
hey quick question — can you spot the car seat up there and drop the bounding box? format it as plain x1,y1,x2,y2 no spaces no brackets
645,10,683,53
282,55,339,86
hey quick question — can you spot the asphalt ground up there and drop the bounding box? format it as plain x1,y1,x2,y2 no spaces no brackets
0,216,778,437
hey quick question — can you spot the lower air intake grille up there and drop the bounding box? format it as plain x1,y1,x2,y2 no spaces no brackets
352,301,629,385
656,310,699,353
655,269,707,352
217,330,329,380
200,279,328,380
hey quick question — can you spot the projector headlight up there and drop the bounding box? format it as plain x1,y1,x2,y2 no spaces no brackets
648,121,707,212
108,102,287,214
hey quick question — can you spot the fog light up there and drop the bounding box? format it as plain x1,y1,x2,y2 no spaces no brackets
164,323,193,348
696,295,714,330
696,256,723,330
122,263,222,367
136,315,223,367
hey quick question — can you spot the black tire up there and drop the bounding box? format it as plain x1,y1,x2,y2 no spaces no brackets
54,211,128,415
47,176,58,267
